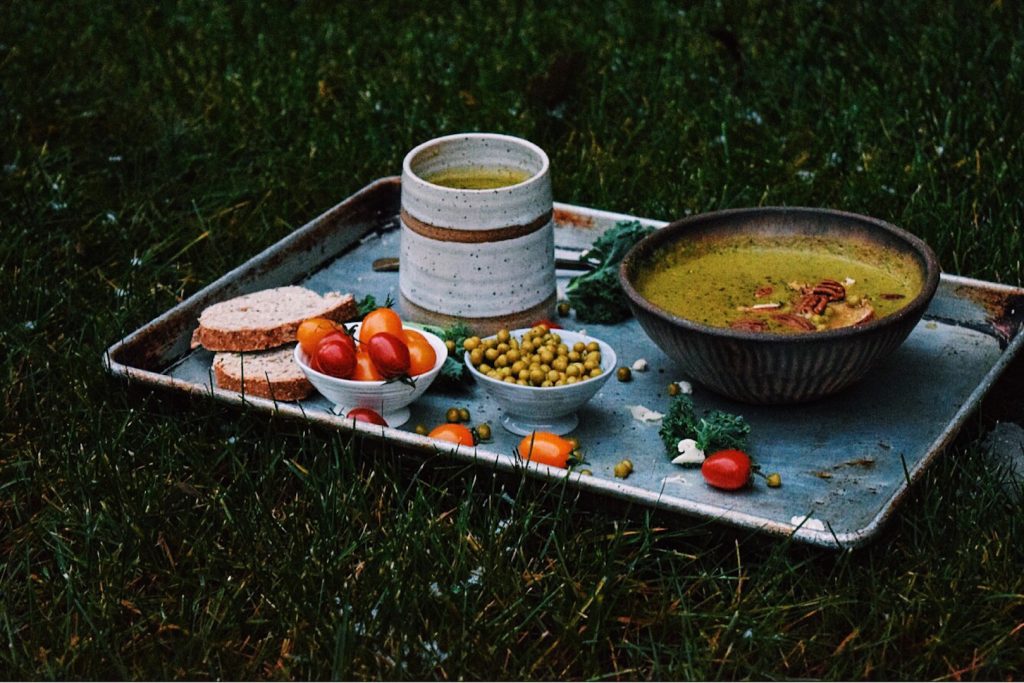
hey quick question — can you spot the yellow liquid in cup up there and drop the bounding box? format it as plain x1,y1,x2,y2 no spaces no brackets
423,166,532,189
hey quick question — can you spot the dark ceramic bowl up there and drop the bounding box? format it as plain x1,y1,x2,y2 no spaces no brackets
619,207,941,404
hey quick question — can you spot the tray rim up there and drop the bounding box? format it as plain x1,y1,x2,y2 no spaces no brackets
103,177,1024,550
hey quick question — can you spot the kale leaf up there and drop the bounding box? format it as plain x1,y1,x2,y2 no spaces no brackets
659,395,751,456
355,293,395,319
565,220,655,324
421,321,473,388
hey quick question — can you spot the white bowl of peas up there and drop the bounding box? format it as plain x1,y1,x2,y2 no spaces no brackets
464,324,617,436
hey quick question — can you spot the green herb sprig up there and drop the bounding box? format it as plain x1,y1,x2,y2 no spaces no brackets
565,220,655,324
659,394,751,456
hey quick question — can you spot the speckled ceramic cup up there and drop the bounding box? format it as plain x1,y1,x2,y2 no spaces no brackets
399,133,557,335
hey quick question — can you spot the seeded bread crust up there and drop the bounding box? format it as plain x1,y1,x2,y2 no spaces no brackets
192,287,357,352
212,347,313,401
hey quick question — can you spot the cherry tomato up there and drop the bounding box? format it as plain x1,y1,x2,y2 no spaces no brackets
518,431,573,468
351,349,384,381
346,407,388,426
297,317,342,356
701,449,752,491
315,335,357,379
320,330,356,352
359,307,404,345
403,329,438,376
428,423,475,446
366,332,411,379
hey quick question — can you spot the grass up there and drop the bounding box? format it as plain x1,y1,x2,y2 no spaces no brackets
2,0,1023,678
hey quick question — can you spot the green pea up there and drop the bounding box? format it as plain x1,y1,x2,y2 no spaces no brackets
614,459,634,479
476,423,492,441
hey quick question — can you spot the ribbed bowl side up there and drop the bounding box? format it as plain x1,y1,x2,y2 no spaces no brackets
632,307,924,404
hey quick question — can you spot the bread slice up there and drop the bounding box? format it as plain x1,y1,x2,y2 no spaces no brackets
212,346,313,401
192,286,357,352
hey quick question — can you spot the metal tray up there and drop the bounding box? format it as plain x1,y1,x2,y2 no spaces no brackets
104,177,1024,549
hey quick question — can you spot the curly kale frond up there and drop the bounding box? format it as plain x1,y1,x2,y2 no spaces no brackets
694,411,750,452
659,395,700,454
566,220,656,324
582,220,655,266
422,322,473,388
355,293,395,319
659,395,750,457
565,267,632,324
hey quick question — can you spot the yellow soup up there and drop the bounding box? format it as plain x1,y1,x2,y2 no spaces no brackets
422,165,532,189
635,235,923,333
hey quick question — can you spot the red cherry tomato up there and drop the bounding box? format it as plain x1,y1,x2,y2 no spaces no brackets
517,431,573,468
701,449,752,490
351,349,384,381
366,332,411,379
315,335,357,378
319,330,355,353
297,317,342,356
403,329,438,376
359,307,404,345
428,423,475,446
346,407,388,426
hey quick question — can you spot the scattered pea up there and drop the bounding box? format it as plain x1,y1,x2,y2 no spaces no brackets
616,367,632,382
475,423,492,441
667,382,681,396
414,423,428,436
445,407,461,423
458,407,471,422
766,472,782,488
557,301,571,316
614,458,634,479
577,469,593,476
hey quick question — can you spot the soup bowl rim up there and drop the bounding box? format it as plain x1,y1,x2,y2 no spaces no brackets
618,206,941,344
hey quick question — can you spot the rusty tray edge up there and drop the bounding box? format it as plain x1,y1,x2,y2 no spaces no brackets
104,181,1024,550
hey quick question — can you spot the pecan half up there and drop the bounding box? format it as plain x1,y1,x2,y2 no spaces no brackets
795,293,829,315
879,292,906,300
772,313,817,331
811,279,846,301
754,285,774,298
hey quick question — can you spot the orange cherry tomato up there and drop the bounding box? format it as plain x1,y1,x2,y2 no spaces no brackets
359,307,404,345
297,317,342,356
351,349,384,381
518,431,573,468
428,423,475,447
403,329,438,376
